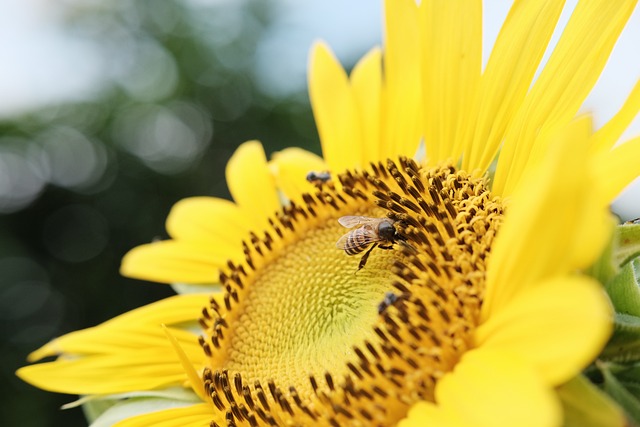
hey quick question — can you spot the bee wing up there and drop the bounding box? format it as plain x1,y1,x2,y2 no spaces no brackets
335,227,381,249
335,231,352,249
338,215,380,228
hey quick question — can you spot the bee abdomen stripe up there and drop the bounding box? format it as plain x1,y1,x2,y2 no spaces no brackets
345,233,369,255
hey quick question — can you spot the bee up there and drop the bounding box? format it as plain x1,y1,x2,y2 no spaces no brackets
336,215,405,270
378,292,410,314
377,291,400,314
306,170,332,187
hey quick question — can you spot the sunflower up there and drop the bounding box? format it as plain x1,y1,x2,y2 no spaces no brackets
18,0,640,426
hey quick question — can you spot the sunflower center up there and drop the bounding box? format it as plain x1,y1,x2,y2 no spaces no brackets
221,206,397,385
199,158,504,426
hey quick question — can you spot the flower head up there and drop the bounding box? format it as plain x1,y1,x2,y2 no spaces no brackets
17,1,640,426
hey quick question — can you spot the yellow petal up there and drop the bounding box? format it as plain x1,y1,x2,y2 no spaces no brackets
308,42,363,171
114,403,217,427
269,147,327,201
225,140,280,227
165,197,253,247
28,323,201,361
483,118,610,319
27,294,213,361
350,47,382,164
383,0,422,159
121,240,236,284
462,0,565,172
96,294,212,331
494,0,638,195
420,0,481,163
591,79,640,154
477,276,612,385
398,401,465,427
19,295,212,394
592,136,640,204
17,327,202,394
163,325,206,401
434,349,561,427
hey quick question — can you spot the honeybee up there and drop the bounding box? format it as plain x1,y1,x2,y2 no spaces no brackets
306,170,332,187
336,215,405,270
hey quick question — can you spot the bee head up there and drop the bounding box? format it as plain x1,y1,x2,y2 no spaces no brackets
378,220,397,241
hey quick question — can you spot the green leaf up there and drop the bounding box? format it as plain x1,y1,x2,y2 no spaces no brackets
602,313,640,362
605,259,640,317
601,362,640,403
589,221,640,285
588,221,620,285
88,397,194,427
557,375,626,427
615,222,640,267
66,387,201,424
622,381,640,400
83,397,118,424
612,362,640,384
600,362,640,425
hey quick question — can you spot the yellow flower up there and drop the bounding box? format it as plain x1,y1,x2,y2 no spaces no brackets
17,1,640,426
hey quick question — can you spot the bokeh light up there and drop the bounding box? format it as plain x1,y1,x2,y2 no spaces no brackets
0,141,47,213
35,126,109,191
112,101,212,174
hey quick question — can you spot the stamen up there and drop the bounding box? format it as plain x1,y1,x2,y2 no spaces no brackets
196,159,503,426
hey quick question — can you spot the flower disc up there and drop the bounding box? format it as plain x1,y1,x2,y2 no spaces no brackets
199,157,504,426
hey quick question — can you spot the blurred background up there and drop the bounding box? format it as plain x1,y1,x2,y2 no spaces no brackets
2,1,639,426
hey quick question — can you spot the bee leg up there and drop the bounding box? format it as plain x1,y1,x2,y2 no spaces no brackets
358,243,378,271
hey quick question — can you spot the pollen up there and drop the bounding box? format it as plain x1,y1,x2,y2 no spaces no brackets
198,157,504,426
